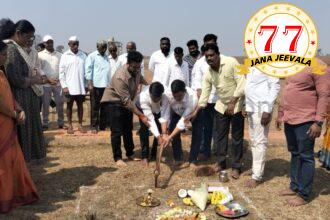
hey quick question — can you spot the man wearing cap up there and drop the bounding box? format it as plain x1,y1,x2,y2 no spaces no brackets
38,35,64,130
59,36,87,134
85,40,110,133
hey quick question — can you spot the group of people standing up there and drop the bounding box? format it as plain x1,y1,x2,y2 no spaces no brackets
0,17,329,214
102,33,330,207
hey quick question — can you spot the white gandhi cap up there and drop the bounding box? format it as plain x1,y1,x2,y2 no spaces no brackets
43,35,53,42
68,36,79,42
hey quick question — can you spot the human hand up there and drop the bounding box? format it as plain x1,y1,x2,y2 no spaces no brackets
17,111,25,124
307,123,322,139
162,135,172,148
242,108,248,118
87,80,93,91
275,116,282,131
188,110,199,123
226,102,236,115
197,89,202,99
63,87,69,96
261,112,272,126
157,136,164,146
140,115,150,127
48,78,58,85
31,75,43,84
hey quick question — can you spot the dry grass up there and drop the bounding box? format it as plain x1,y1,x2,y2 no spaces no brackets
1,123,329,220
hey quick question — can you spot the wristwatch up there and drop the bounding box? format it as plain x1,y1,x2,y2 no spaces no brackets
315,121,323,128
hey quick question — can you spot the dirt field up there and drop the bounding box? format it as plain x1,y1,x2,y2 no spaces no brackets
1,63,330,220
1,109,329,220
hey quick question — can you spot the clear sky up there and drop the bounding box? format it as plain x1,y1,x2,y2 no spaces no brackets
2,0,329,56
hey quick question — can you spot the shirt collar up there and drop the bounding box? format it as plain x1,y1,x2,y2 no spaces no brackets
67,50,81,56
109,54,118,60
182,92,188,103
124,65,133,79
96,50,107,58
173,90,188,104
209,54,226,73
44,49,57,55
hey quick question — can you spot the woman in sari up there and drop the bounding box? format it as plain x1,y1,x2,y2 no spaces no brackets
319,104,330,170
0,40,39,213
1,19,46,163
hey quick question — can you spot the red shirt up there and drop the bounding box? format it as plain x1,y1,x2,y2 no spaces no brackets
278,66,330,125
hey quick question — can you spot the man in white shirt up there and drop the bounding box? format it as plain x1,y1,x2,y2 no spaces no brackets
162,47,189,88
149,37,172,85
117,42,144,76
162,80,198,164
59,36,87,134
39,35,63,130
108,42,119,79
244,67,280,188
136,82,169,166
85,40,110,133
190,34,218,161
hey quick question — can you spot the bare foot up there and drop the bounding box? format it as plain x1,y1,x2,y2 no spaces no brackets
173,160,183,167
278,188,297,196
287,196,307,206
67,125,74,134
244,179,261,188
189,163,198,170
127,156,141,161
116,159,127,167
231,169,240,179
78,124,87,133
243,169,253,176
213,164,222,173
179,162,190,169
141,159,149,167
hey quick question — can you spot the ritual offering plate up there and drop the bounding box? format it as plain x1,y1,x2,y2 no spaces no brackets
136,189,161,207
156,207,206,220
136,196,160,207
215,201,249,219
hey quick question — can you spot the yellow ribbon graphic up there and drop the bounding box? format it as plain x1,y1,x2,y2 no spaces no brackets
237,54,327,75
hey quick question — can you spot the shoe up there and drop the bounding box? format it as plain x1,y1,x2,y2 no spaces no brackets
58,125,64,129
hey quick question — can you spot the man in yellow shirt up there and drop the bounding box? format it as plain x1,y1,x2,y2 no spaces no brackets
190,44,246,179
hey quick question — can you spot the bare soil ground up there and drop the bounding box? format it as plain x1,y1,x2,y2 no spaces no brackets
1,109,329,220
1,64,329,220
